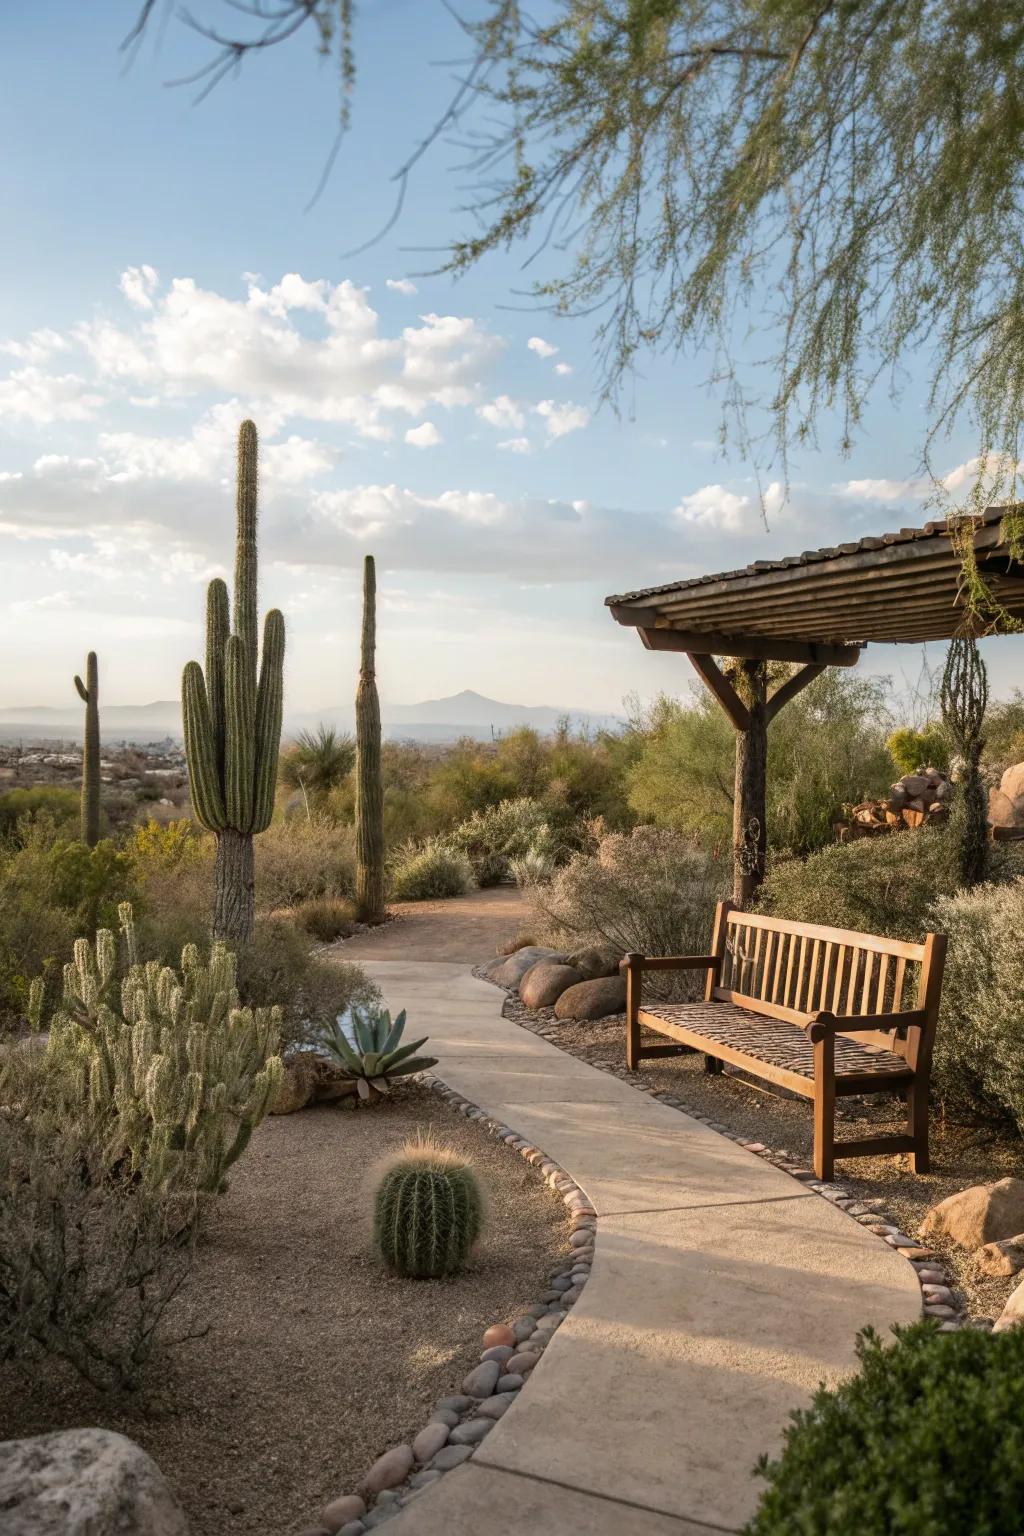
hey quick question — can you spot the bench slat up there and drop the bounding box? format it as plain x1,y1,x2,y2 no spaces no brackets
725,908,927,961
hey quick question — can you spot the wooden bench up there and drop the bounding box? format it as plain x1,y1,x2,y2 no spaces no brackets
621,901,947,1180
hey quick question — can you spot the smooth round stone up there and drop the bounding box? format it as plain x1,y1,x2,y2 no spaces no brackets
430,1444,474,1472
511,1318,536,1343
360,1446,413,1497
496,1373,524,1393
436,1395,473,1413
338,1524,366,1536
506,1350,540,1374
430,1409,459,1429
527,1303,549,1319
561,1285,582,1304
536,1310,564,1328
483,1323,517,1350
541,1290,563,1304
462,1360,501,1398
412,1422,450,1464
364,1509,397,1530
450,1419,492,1445
476,1395,511,1420
549,1276,573,1292
569,1229,593,1248
409,1469,444,1489
375,1491,402,1507
924,1303,957,1318
321,1494,367,1531
480,1344,515,1364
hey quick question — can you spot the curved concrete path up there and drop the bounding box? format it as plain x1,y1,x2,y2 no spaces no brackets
368,961,921,1536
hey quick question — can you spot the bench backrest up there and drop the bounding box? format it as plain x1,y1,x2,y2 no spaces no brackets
709,901,945,1067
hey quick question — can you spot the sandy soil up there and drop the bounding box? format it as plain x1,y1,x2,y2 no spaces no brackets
0,1083,568,1535
337,885,534,964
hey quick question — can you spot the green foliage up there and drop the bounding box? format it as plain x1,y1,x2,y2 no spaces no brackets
983,688,1024,769
47,837,135,933
279,724,355,808
446,796,554,885
932,878,1024,1133
315,1004,437,1100
0,851,76,1027
181,420,285,942
887,723,950,777
756,829,958,943
0,786,79,845
74,650,101,847
355,555,386,924
233,913,377,1051
41,903,283,1195
389,838,475,902
375,1138,483,1278
746,1321,1024,1535
942,638,990,887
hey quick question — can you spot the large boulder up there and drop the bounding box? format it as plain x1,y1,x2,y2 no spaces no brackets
0,1428,188,1536
1000,762,1024,805
986,787,1023,830
519,962,584,1009
554,975,628,1021
973,1234,1024,1278
271,1056,316,1114
921,1178,1024,1250
994,1276,1024,1332
484,946,566,989
566,947,622,980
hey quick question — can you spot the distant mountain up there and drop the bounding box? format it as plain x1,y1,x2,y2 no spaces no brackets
0,690,622,746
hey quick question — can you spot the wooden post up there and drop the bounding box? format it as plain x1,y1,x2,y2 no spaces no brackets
733,660,768,907
623,953,643,1070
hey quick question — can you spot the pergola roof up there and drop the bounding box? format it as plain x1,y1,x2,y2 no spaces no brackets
606,505,1024,665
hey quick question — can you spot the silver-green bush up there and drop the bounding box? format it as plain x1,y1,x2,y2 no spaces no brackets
389,839,475,901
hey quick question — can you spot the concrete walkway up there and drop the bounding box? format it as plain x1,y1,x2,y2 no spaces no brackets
368,960,921,1536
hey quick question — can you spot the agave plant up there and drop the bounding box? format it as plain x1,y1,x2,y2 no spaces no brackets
316,1004,437,1100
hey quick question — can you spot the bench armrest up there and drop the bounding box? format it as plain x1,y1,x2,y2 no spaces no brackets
620,953,720,974
806,1009,928,1040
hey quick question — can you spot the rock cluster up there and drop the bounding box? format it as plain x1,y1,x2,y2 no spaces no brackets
302,1076,597,1535
487,943,627,1021
918,1177,1024,1331
270,1052,358,1116
836,766,951,841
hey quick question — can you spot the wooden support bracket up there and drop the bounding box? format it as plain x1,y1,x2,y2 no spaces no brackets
686,653,750,731
765,662,827,723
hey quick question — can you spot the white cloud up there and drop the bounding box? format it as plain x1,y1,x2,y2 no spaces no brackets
554,362,573,376
120,265,160,311
498,437,532,454
839,476,923,502
12,589,74,614
477,395,525,431
405,421,442,448
535,399,591,439
674,480,785,531
0,367,105,424
386,278,418,296
0,328,69,364
527,337,558,359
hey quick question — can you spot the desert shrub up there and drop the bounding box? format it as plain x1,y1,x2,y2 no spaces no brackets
746,1322,1024,1536
375,1137,483,1277
509,848,556,887
447,796,554,885
279,725,355,808
255,815,356,911
47,837,136,933
126,817,214,961
534,825,726,994
0,851,75,1027
887,722,950,776
389,839,475,901
756,828,957,942
931,878,1024,1131
294,895,358,943
235,914,378,1050
0,786,80,845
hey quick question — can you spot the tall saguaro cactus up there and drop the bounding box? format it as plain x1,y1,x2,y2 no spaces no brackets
182,422,285,944
73,651,101,847
355,555,385,924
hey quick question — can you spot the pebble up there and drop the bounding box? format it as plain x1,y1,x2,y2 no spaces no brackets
338,1524,365,1536
408,1470,443,1489
450,1419,493,1445
527,1303,549,1319
462,1360,501,1398
430,1444,474,1472
922,1285,955,1306
506,1350,540,1374
569,1229,593,1248
549,1276,573,1292
320,1494,367,1532
561,1285,583,1304
363,1510,397,1530
482,1323,517,1350
511,1318,536,1342
497,1373,524,1392
412,1422,450,1464
430,1409,459,1429
476,1394,511,1420
480,1344,515,1364
375,1491,401,1507
924,1303,958,1319
436,1395,473,1413
360,1446,413,1497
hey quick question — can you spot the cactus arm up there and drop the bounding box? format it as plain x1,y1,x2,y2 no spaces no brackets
224,635,256,830
251,607,285,833
205,577,229,769
182,662,227,831
234,419,259,698
74,675,88,702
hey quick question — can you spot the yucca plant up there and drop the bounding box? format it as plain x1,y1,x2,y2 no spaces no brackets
315,1004,436,1100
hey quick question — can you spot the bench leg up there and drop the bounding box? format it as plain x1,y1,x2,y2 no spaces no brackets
906,1081,929,1174
625,962,641,1071
813,1035,835,1182
704,1055,723,1075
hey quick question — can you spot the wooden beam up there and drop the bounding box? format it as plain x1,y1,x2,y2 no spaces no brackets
631,624,863,667
765,663,826,723
686,653,751,731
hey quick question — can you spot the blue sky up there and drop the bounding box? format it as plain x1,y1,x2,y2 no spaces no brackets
2,1,1021,715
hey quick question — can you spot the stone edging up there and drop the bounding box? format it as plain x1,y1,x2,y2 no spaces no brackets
300,1076,597,1536
476,967,981,1339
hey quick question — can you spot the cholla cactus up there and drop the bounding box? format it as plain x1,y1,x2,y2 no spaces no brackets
44,903,283,1194
315,1003,436,1100
375,1138,483,1278
182,421,285,943
73,651,101,847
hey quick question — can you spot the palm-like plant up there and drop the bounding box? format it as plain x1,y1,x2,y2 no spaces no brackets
279,725,355,811
316,1004,437,1100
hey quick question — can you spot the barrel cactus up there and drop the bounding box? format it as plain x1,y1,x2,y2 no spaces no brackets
182,420,285,943
375,1139,483,1278
73,651,100,847
355,554,385,923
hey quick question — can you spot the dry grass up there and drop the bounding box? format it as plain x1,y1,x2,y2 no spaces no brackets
0,1082,569,1536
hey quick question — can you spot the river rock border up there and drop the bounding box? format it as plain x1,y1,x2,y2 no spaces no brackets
475,967,983,1339
299,1077,597,1536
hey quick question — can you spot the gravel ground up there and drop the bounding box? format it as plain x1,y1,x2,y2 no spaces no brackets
494,988,1024,1324
0,1083,569,1536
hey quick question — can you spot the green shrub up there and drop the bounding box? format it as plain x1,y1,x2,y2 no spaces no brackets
255,814,356,911
887,722,950,776
47,836,136,932
510,848,556,887
534,825,726,992
0,786,80,845
932,878,1024,1130
390,838,475,901
375,1137,483,1277
756,827,957,942
0,855,75,1027
294,895,358,943
746,1322,1024,1535
235,914,378,1050
446,796,554,885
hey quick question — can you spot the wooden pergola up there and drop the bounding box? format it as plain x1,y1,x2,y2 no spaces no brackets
606,506,1024,904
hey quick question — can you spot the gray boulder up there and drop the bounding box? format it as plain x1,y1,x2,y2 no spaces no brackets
520,962,585,1009
554,975,628,1021
484,946,566,988
566,947,622,980
0,1428,188,1536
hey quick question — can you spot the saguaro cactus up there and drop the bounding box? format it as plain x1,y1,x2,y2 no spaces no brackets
73,651,101,847
355,554,385,923
182,421,285,944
